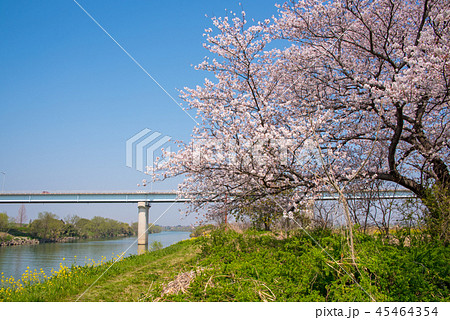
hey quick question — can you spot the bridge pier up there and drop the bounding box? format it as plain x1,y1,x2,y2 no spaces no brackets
137,201,151,255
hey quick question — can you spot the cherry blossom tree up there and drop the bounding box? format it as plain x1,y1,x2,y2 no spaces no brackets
161,12,322,219
273,0,449,196
156,0,449,236
272,0,449,241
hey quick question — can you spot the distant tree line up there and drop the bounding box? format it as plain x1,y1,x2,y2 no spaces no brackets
1,210,193,242
130,224,194,234
0,211,134,242
130,223,193,234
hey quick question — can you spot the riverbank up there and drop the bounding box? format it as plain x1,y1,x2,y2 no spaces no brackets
0,238,200,302
0,233,39,247
38,234,133,244
0,232,134,247
0,232,192,283
1,229,448,302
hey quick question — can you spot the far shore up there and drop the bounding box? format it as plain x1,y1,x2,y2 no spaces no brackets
0,232,133,247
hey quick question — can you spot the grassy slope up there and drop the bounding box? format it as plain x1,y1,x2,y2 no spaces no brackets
166,230,449,302
73,239,201,302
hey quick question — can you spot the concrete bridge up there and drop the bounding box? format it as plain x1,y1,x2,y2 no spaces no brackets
0,191,189,204
0,191,189,254
0,189,415,254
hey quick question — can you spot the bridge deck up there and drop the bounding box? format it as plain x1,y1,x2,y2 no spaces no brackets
0,189,415,204
319,189,415,201
0,192,188,204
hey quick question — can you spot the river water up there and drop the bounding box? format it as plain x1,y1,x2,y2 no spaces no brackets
0,231,191,281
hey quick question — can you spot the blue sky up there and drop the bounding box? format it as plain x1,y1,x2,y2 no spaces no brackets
0,0,280,225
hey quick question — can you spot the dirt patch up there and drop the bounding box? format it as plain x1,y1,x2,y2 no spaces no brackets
161,270,196,296
155,268,205,300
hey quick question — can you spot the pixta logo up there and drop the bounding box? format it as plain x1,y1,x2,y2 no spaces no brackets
126,129,171,172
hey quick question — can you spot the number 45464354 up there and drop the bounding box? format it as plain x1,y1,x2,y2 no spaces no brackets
376,307,438,317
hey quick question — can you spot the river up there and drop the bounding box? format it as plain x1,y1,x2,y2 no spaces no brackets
0,231,191,281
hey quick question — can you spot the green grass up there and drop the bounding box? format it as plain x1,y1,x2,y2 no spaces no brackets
74,239,200,302
1,229,448,302
166,229,449,302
